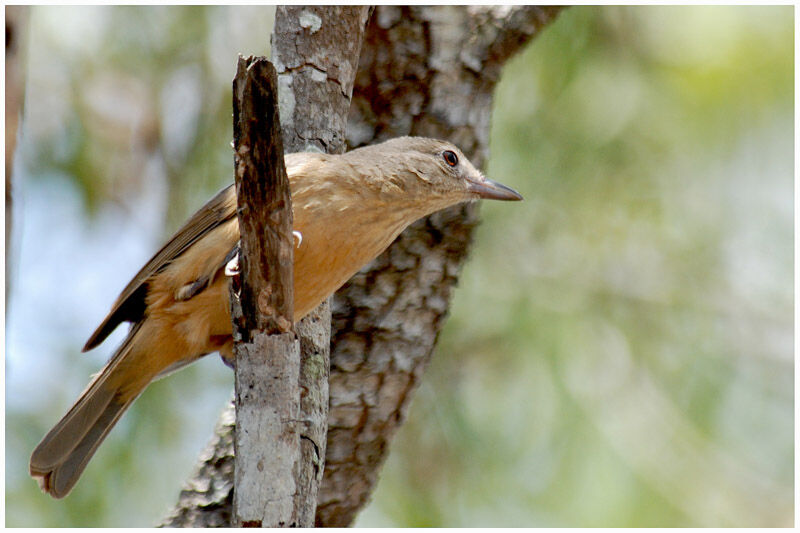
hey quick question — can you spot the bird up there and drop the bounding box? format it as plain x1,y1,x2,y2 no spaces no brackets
29,136,523,498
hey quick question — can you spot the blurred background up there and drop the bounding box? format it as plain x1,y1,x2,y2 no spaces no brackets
5,6,793,527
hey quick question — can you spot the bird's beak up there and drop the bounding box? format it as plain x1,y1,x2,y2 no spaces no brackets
466,175,523,201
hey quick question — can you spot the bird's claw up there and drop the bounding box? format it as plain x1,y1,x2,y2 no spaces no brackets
224,254,239,277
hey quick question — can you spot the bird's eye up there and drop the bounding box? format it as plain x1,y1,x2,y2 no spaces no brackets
442,150,458,167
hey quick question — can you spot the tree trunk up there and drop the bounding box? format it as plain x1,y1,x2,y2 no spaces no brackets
160,6,372,527
270,7,372,525
160,5,564,527
319,6,564,524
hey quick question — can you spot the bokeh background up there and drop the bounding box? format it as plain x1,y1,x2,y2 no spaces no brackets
5,5,793,527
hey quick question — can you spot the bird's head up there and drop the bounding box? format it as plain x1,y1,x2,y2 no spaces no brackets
342,136,523,217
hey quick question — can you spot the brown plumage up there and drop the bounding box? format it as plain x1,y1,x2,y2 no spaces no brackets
29,136,522,498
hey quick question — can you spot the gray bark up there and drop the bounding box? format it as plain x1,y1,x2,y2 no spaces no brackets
271,8,373,524
321,6,564,525
272,5,372,155
230,56,303,527
160,5,563,527
161,6,372,528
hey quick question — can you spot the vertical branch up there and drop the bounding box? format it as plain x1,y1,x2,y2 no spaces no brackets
271,6,372,154
270,4,373,523
232,60,294,337
318,5,565,525
159,6,569,528
161,8,373,526
230,56,304,527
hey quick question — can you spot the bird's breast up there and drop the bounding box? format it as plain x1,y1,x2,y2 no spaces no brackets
291,207,410,320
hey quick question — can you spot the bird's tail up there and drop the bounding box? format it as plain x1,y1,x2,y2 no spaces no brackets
29,322,154,498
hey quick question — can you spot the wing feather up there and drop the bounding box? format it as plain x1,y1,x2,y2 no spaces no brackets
83,185,238,351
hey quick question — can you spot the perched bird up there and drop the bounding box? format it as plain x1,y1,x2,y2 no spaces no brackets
29,136,522,498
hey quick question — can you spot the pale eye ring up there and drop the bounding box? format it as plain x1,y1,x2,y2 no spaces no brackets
442,150,458,167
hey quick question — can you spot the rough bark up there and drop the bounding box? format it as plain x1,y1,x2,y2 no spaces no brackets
231,57,294,338
230,56,304,527
160,5,563,527
160,6,371,527
321,6,564,525
270,9,372,521
272,5,372,155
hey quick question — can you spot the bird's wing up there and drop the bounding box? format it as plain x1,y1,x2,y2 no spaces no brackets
83,184,238,351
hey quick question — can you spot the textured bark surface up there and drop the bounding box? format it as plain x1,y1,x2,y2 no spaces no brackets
270,6,372,525
233,332,302,527
160,5,563,527
230,56,304,527
320,6,564,526
231,57,294,338
272,6,372,155
161,6,371,528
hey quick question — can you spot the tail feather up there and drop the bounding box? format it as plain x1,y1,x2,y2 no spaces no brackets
29,323,150,498
31,395,132,498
